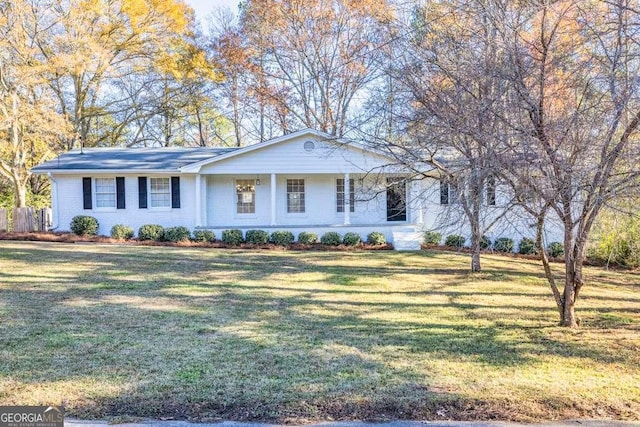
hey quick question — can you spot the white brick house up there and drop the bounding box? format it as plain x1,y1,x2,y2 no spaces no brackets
31,129,560,249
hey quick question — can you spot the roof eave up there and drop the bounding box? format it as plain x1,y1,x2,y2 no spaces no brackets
31,168,182,175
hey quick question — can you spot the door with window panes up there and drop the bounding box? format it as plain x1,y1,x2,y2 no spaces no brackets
386,177,407,221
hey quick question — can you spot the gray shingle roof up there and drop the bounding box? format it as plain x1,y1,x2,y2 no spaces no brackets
31,147,239,172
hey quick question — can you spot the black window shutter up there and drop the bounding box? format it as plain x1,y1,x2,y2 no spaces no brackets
116,177,126,209
171,176,180,208
82,177,92,210
440,180,449,205
138,177,148,209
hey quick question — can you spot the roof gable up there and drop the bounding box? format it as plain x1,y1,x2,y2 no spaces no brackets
181,129,394,173
180,129,333,173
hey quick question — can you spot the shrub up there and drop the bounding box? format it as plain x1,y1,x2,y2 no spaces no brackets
270,230,295,246
587,210,640,267
321,231,342,246
193,230,215,243
164,226,191,242
480,235,491,250
548,242,564,258
110,224,134,240
138,224,165,241
70,215,99,236
367,231,386,245
246,229,270,244
518,237,537,255
222,229,244,245
298,231,318,245
494,237,515,253
445,234,466,248
343,232,362,246
424,230,442,245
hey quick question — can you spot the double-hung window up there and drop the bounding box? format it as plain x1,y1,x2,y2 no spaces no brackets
95,178,116,208
440,179,459,205
150,177,171,208
286,179,305,213
236,179,256,214
336,178,355,213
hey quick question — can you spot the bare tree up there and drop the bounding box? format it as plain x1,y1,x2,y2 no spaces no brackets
366,0,515,272
234,0,394,139
493,0,640,327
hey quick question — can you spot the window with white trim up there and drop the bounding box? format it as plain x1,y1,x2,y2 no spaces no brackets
236,179,256,214
440,179,459,205
95,178,116,208
336,178,355,213
150,177,171,208
286,179,305,213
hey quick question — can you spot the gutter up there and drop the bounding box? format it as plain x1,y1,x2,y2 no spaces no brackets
47,172,59,230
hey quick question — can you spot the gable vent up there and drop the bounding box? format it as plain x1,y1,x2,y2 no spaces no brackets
303,140,315,152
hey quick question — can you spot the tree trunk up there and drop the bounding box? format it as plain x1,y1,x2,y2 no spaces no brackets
470,223,481,272
13,178,27,208
535,213,564,321
195,106,206,147
471,248,481,272
561,269,578,327
561,227,580,328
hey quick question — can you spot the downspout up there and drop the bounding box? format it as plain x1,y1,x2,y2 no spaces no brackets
47,172,59,230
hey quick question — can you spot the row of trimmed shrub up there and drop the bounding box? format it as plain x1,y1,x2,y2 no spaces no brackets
424,230,564,257
70,216,387,246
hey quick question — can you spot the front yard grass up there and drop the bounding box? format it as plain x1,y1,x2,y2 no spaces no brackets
0,241,639,422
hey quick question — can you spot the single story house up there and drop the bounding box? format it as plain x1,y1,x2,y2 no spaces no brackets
31,129,560,249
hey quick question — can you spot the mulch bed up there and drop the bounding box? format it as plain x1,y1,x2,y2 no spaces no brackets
0,231,394,251
0,232,627,268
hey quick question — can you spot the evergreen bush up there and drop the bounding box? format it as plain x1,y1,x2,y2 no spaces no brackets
110,224,134,240
70,215,99,236
320,231,342,246
138,224,165,241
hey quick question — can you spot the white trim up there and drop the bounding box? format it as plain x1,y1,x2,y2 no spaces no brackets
94,177,117,210
344,173,351,226
270,173,277,226
234,178,257,215
285,178,306,214
148,177,171,209
34,169,176,175
47,172,59,230
195,174,202,227
201,176,208,227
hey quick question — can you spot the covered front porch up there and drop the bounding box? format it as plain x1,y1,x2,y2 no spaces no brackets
190,172,426,249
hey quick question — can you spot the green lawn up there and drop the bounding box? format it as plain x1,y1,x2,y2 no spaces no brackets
0,241,639,422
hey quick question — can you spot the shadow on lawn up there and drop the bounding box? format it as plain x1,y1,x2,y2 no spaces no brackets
0,242,638,421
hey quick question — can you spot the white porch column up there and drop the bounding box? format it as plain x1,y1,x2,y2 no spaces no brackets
201,176,208,227
343,173,351,225
195,174,202,227
416,180,424,225
270,173,277,226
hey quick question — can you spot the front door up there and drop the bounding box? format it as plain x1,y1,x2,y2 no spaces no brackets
386,177,407,221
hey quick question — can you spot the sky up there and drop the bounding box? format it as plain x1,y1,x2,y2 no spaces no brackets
184,0,240,23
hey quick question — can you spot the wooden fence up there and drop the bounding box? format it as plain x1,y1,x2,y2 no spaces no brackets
0,207,52,232
13,207,35,232
37,208,52,232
